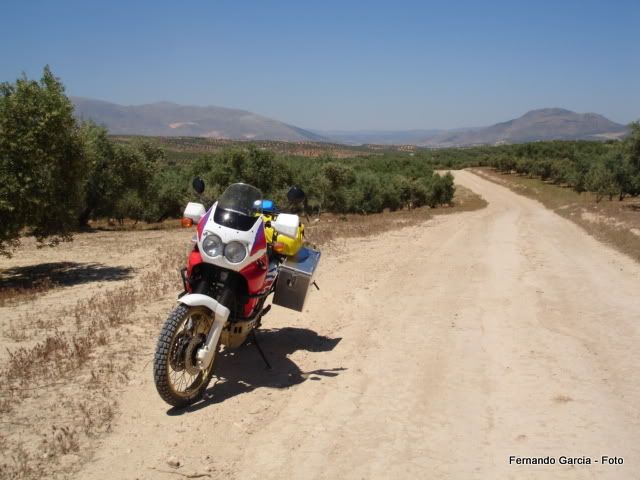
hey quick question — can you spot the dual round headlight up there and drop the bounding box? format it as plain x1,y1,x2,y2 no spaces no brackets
223,241,247,263
201,234,247,264
202,233,223,257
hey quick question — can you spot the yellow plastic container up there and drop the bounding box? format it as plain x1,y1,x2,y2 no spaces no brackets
262,213,304,257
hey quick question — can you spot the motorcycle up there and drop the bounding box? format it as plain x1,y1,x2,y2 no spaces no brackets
153,179,321,407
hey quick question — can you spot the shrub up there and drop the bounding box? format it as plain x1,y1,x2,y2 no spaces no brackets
0,66,84,255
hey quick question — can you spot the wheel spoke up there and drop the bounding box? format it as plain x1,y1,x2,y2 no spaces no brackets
163,308,214,397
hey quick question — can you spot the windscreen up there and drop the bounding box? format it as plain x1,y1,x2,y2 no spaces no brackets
213,183,263,231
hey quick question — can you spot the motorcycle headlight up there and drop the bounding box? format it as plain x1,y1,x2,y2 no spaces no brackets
202,233,223,257
224,241,247,264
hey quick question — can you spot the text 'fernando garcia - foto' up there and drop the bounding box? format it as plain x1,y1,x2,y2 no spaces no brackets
509,456,623,465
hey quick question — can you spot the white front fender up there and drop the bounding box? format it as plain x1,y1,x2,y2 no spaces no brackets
179,294,230,369
180,293,230,320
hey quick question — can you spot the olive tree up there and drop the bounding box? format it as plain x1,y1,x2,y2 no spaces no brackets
78,122,163,225
0,66,84,256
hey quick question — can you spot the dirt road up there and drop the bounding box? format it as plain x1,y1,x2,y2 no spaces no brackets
76,170,640,480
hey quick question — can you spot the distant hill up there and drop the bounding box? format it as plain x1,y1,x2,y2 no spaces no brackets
313,129,446,146
73,98,629,147
420,108,628,147
71,97,327,142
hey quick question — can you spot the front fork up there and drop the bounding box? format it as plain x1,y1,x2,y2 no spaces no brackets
196,315,226,370
179,293,230,371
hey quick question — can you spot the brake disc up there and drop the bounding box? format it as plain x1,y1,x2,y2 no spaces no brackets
184,333,206,375
169,333,189,371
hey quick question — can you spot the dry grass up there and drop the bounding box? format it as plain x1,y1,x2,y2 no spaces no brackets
0,277,53,307
0,442,34,480
0,397,12,413
76,399,115,436
471,168,640,262
6,331,75,383
0,243,185,479
305,184,487,246
3,248,181,385
41,426,80,457
3,319,29,341
1,261,135,309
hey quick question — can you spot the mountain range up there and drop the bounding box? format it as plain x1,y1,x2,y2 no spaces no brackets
71,97,326,142
419,108,628,147
71,98,629,147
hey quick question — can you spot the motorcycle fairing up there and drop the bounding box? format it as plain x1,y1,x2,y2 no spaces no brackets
250,225,267,255
186,249,203,283
198,202,267,272
197,207,212,240
239,254,269,316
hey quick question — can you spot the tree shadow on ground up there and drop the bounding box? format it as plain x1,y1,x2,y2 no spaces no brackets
167,327,344,415
0,262,135,291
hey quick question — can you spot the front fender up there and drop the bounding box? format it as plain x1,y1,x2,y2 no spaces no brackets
179,293,230,321
179,293,230,369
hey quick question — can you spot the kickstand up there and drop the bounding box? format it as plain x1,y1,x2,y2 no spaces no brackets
250,329,272,370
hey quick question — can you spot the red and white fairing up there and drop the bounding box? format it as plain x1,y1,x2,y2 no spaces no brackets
196,202,267,272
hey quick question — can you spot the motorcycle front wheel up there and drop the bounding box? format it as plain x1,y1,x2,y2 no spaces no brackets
153,304,218,407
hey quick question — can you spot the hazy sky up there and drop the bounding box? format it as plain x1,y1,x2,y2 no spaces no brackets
2,0,639,130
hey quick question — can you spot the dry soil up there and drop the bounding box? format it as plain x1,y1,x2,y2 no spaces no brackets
70,170,640,480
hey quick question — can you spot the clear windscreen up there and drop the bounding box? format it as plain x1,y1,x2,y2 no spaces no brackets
218,183,263,215
213,183,263,231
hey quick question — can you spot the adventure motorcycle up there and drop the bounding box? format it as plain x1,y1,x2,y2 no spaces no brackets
153,179,321,407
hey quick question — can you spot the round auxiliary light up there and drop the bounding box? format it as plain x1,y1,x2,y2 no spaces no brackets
224,241,247,264
202,233,223,257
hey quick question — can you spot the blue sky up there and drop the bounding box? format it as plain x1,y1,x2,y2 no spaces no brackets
1,0,639,130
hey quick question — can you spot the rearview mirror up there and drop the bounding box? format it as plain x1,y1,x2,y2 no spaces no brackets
287,186,305,204
192,177,205,194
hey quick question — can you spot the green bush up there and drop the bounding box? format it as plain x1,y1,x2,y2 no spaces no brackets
78,122,162,225
0,66,84,255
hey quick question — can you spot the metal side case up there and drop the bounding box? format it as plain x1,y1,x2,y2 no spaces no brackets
273,247,321,312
